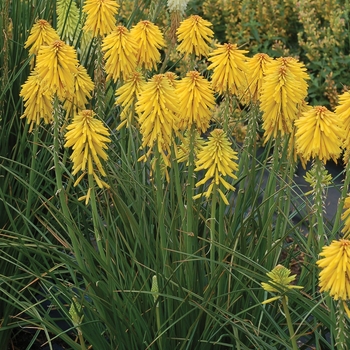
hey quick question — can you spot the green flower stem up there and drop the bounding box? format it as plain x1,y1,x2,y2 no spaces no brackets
88,173,106,262
313,157,325,249
25,127,39,219
154,149,167,274
336,300,347,350
332,161,350,238
281,295,298,350
183,126,196,288
52,96,85,271
210,183,218,276
77,329,87,350
186,126,196,241
155,304,162,350
94,35,105,119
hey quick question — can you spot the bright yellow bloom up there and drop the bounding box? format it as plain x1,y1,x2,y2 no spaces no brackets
335,91,350,163
130,21,166,71
317,239,350,300
20,70,53,132
176,71,215,132
82,0,119,37
245,53,273,102
294,106,344,164
36,40,79,100
64,110,111,189
341,197,350,238
102,26,138,82
193,129,238,205
115,71,146,130
136,74,179,166
24,19,60,62
63,65,95,116
207,43,248,96
260,57,309,142
176,15,214,57
261,265,303,304
57,0,80,42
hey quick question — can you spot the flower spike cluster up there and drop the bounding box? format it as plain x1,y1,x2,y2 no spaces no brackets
335,91,350,163
261,265,302,304
260,57,309,142
130,21,166,71
207,43,248,96
24,19,60,58
64,110,111,190
176,15,214,57
176,71,215,132
136,74,179,166
115,71,146,130
82,0,119,37
294,106,344,163
36,40,79,100
245,53,273,102
341,197,350,238
102,26,138,82
317,239,350,301
63,65,95,116
193,129,238,205
20,70,53,132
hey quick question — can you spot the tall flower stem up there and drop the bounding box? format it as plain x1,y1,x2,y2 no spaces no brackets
52,96,85,272
332,161,350,237
336,300,348,350
313,157,326,249
25,128,39,219
281,295,299,350
94,36,105,119
210,183,218,276
154,150,167,275
88,173,106,262
184,126,196,288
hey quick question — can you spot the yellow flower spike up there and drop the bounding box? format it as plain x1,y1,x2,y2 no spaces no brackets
335,91,350,163
207,43,249,96
317,239,350,301
82,0,119,37
194,129,238,204
63,64,94,117
295,105,344,164
261,265,302,304
136,74,179,166
36,40,79,101
102,26,138,82
24,19,60,58
176,15,214,57
115,71,146,130
20,70,53,132
341,197,350,238
64,110,111,189
260,57,309,142
130,21,166,71
245,53,273,103
176,71,215,133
